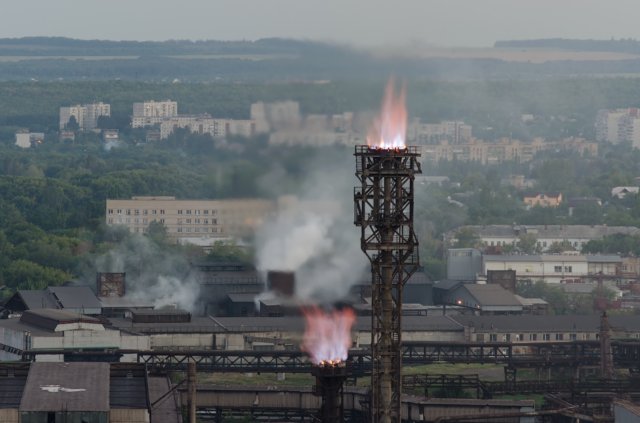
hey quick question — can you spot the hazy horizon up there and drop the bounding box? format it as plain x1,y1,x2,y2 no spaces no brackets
3,0,640,49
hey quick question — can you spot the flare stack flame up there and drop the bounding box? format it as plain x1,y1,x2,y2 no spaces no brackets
301,307,356,366
367,78,407,149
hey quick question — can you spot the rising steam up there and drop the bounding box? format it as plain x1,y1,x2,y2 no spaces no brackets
91,230,200,312
255,151,369,304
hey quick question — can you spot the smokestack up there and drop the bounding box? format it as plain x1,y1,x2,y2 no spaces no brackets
313,362,347,423
267,270,295,297
96,272,126,297
187,360,197,423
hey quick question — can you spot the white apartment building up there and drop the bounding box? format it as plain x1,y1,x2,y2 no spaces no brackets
106,196,275,241
59,102,111,131
131,100,178,128
595,108,640,145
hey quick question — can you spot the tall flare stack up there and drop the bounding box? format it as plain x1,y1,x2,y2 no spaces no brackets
354,79,421,423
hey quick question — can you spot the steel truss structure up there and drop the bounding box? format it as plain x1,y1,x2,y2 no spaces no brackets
354,145,421,423
21,339,640,373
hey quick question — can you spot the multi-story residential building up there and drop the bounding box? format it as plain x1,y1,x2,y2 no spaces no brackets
595,107,640,148
595,108,640,144
250,101,301,133
482,254,622,284
445,225,640,252
158,115,255,139
59,102,110,131
407,119,472,144
131,100,178,128
422,137,597,164
106,196,275,241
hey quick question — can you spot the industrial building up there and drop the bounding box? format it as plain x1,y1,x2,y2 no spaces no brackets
444,224,640,252
0,362,180,423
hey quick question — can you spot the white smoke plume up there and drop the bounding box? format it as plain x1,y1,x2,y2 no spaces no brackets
255,149,369,304
92,230,201,312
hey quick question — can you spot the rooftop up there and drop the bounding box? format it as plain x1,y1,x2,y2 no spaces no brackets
461,284,522,307
451,314,640,332
450,225,640,240
20,362,110,412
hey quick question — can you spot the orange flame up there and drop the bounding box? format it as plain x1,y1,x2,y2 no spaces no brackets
301,307,356,366
367,77,407,149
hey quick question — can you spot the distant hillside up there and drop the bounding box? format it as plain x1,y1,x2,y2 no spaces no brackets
495,38,640,54
0,36,348,57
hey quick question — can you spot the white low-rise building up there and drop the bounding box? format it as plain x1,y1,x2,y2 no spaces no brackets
0,309,149,362
482,254,621,284
446,225,640,252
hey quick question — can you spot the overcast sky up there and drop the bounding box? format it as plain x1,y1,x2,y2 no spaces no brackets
2,0,640,48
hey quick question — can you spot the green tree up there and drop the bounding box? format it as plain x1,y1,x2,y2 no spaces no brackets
517,233,540,254
65,115,79,131
453,228,480,249
547,240,575,254
4,259,70,290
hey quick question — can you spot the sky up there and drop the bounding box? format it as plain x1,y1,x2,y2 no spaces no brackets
2,0,640,48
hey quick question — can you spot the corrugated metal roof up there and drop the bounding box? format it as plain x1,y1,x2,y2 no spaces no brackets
99,297,154,309
0,378,26,408
0,317,62,337
47,286,102,310
452,224,640,239
461,284,521,307
20,362,110,412
108,315,464,334
452,314,640,332
227,293,258,303
16,290,57,310
20,309,101,331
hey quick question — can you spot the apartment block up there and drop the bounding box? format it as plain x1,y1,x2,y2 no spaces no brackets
422,137,597,164
106,196,275,241
159,115,255,139
59,102,111,131
408,119,472,144
131,100,178,128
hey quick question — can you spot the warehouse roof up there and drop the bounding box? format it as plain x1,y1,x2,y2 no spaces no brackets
20,309,102,331
108,315,464,334
20,362,110,412
450,225,640,240
4,286,101,313
47,286,102,310
460,284,522,307
452,314,640,332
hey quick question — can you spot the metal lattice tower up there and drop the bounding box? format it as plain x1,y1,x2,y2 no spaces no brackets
354,145,421,423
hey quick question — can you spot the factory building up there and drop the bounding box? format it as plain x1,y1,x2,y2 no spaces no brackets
0,362,180,423
0,309,148,362
445,224,640,253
